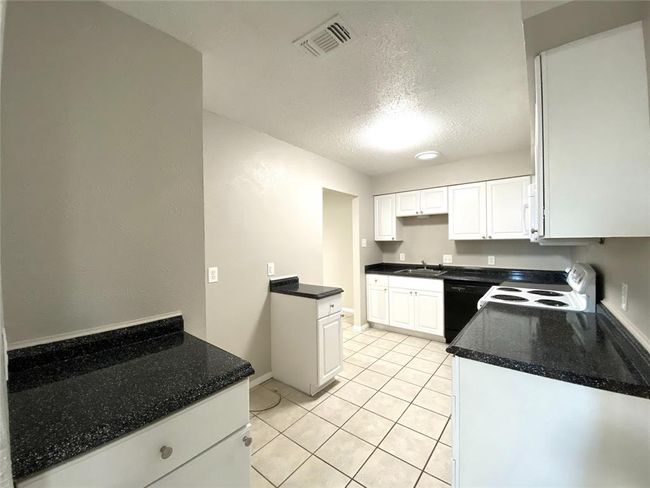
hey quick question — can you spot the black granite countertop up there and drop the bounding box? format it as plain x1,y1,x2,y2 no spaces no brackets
8,316,254,480
270,276,343,299
447,302,650,398
365,262,567,285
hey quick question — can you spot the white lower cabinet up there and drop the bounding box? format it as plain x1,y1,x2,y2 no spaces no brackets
150,425,250,487
271,292,343,395
18,381,251,488
413,290,444,335
368,275,444,337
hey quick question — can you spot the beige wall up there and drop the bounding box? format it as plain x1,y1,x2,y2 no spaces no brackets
1,1,205,344
380,215,572,270
372,149,532,196
573,239,650,345
203,111,381,380
323,189,354,310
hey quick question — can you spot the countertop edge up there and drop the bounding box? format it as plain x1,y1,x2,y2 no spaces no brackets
270,286,343,299
447,345,650,399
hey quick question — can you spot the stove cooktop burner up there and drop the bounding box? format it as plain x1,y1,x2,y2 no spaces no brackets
497,287,522,292
493,294,528,302
536,299,568,307
529,290,564,297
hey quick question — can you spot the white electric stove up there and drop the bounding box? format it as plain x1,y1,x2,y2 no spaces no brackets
478,263,597,312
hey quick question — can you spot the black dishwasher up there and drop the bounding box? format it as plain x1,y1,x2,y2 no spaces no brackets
444,280,494,343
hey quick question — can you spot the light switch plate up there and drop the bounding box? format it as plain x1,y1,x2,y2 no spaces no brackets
443,254,453,264
267,262,275,276
361,238,367,248
208,266,219,283
488,256,495,266
621,283,628,311
399,253,406,262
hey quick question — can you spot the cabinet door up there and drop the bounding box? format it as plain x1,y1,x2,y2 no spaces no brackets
396,191,421,217
540,22,650,237
317,314,342,386
367,285,389,325
389,288,413,329
486,177,530,240
150,426,250,488
420,187,448,215
413,290,444,336
448,182,487,240
374,194,397,241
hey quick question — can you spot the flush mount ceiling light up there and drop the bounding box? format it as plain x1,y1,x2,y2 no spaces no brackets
359,103,437,152
415,151,440,160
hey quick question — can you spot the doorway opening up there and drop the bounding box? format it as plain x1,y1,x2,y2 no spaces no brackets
322,189,356,326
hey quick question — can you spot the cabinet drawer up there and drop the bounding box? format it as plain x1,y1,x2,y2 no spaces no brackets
317,294,342,318
19,381,250,488
366,274,389,287
389,276,443,292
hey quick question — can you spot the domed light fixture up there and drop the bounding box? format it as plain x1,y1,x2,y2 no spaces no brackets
415,150,440,161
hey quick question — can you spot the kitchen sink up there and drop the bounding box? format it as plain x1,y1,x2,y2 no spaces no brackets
395,268,446,277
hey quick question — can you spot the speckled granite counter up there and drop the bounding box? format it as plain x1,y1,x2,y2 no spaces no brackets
365,262,567,285
8,316,254,480
270,276,343,299
447,303,650,398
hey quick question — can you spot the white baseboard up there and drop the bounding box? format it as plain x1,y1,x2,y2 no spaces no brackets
353,322,369,332
601,300,650,353
7,311,183,350
366,321,446,343
249,371,273,389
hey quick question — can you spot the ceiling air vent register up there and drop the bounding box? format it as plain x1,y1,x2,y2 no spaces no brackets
293,15,354,57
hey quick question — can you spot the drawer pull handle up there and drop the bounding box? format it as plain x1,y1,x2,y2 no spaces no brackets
243,435,253,447
160,446,173,459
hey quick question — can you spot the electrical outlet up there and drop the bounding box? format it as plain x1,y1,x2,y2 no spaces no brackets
621,283,628,311
208,266,219,283
267,263,275,276
443,254,453,264
361,238,367,248
488,256,495,266
399,253,406,262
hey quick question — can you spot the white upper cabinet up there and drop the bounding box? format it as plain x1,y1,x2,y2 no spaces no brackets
486,176,530,240
535,22,650,238
420,187,448,215
448,182,487,240
396,188,447,217
396,191,421,217
374,194,401,241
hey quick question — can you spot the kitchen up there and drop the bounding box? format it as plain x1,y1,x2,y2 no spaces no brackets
0,1,649,488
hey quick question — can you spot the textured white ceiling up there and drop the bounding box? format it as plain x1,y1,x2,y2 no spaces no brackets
108,1,531,175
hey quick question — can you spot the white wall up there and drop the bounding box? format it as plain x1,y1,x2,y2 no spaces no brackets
203,111,381,380
1,1,205,344
372,148,572,270
323,189,354,310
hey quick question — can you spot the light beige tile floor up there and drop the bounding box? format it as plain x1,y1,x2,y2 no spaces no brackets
250,322,452,488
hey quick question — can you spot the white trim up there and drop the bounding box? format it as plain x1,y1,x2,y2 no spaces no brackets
601,300,650,353
7,311,183,350
352,322,369,332
249,372,273,389
342,307,354,314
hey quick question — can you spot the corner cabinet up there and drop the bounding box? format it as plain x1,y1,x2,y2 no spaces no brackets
449,176,530,240
374,194,401,241
396,187,448,217
367,275,444,338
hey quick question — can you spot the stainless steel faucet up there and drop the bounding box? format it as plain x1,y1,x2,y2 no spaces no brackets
421,260,427,270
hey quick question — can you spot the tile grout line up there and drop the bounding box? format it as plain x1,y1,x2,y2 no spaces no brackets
253,329,451,487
